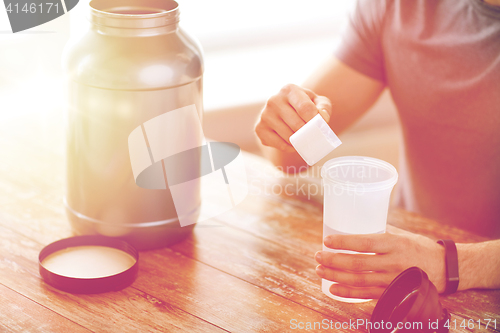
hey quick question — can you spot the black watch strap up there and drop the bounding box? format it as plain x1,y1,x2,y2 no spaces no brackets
437,239,459,295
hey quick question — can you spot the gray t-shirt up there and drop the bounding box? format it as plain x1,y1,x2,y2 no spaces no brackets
336,0,500,237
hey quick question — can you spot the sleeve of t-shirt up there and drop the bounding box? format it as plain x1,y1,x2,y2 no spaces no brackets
335,0,388,83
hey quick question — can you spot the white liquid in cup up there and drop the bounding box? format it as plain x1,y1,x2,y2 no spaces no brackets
321,156,398,303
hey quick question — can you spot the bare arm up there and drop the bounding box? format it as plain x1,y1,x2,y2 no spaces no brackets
255,57,385,172
457,240,500,290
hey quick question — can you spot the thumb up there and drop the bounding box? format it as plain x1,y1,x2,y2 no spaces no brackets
313,95,332,123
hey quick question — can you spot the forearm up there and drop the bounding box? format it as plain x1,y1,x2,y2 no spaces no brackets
457,240,500,290
302,57,385,134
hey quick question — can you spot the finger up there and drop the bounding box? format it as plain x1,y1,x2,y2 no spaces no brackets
316,265,394,288
255,123,295,152
260,111,295,144
286,88,320,123
329,283,386,300
276,117,295,144
300,86,318,100
313,95,332,123
301,88,332,122
276,104,307,132
315,251,387,272
324,233,394,254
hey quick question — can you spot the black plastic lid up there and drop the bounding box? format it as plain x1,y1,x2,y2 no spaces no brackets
370,267,449,333
39,235,139,294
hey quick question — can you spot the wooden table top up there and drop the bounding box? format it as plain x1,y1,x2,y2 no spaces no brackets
0,110,499,333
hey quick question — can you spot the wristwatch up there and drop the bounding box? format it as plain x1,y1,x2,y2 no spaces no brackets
437,239,459,294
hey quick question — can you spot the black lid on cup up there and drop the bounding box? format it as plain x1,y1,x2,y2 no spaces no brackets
39,235,139,294
370,267,450,333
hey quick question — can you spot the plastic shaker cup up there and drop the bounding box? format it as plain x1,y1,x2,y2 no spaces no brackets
321,156,398,303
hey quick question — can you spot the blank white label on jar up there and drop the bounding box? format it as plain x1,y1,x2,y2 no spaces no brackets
41,246,136,279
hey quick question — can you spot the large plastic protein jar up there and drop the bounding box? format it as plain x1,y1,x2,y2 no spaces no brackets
62,0,203,250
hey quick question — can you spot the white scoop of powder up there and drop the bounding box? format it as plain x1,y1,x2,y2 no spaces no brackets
289,114,342,166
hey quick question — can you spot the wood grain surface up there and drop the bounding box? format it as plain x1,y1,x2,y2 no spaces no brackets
0,110,498,332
